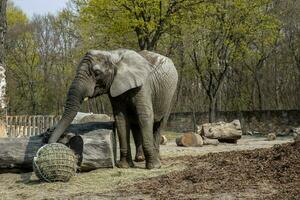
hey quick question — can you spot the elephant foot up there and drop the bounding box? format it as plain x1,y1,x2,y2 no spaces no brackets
128,160,135,168
146,159,161,170
134,154,145,162
116,158,135,168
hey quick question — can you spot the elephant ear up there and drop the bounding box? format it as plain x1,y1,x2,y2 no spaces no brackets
109,50,153,97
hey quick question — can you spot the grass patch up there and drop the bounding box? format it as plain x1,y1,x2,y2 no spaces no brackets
0,161,186,200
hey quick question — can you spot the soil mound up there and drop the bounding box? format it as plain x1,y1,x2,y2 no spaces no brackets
121,141,300,199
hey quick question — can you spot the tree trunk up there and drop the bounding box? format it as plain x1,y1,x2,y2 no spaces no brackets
0,122,116,173
0,0,7,64
274,62,281,109
0,0,7,112
254,74,263,110
209,96,217,123
192,109,197,132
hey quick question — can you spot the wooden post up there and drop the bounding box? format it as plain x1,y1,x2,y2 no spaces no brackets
20,116,24,137
32,116,36,136
7,116,11,137
50,116,54,127
24,116,28,137
28,116,32,136
37,116,41,135
16,116,20,137
13,116,16,137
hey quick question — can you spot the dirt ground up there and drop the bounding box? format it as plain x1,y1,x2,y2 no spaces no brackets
0,135,297,200
120,140,300,200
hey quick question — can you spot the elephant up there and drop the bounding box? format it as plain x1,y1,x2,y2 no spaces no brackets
47,49,178,169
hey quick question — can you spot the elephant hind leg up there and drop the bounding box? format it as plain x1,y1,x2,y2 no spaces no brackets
131,120,162,163
153,120,162,160
131,124,145,162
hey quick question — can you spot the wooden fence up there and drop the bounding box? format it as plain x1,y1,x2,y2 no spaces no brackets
0,115,61,137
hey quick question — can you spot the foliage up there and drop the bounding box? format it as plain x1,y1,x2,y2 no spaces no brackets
75,0,198,50
5,4,80,114
6,2,28,26
183,0,280,119
3,0,300,116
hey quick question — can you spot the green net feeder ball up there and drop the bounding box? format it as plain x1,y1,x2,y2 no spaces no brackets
33,143,77,182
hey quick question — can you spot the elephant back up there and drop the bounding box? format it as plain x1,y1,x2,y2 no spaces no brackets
139,50,178,121
139,50,167,69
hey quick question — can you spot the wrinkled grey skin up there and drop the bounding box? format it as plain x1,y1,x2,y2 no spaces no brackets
48,49,178,169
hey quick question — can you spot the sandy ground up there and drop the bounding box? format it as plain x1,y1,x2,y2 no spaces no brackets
160,135,293,158
0,136,294,200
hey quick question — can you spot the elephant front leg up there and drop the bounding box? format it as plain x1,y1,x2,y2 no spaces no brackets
138,113,161,169
131,124,145,162
115,113,134,168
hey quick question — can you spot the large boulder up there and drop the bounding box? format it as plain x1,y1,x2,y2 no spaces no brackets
71,112,92,124
293,127,300,142
72,112,111,124
198,120,242,143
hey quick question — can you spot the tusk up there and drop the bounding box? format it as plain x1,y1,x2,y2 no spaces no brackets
84,97,89,101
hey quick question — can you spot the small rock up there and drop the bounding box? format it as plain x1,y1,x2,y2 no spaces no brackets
276,132,290,137
292,127,300,134
245,131,253,136
253,131,263,136
267,133,276,141
293,133,300,142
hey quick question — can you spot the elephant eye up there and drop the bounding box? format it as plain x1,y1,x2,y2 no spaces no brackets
94,70,101,75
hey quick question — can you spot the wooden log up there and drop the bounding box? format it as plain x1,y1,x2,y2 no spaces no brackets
176,132,203,147
160,135,168,145
0,122,115,173
200,119,242,141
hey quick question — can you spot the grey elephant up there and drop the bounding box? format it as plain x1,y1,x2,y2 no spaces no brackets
47,49,178,169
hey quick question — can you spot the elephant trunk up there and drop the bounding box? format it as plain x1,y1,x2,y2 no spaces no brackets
48,78,88,143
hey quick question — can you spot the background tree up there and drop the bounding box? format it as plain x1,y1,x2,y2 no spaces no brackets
74,0,203,50
186,0,279,122
2,0,300,117
0,0,7,112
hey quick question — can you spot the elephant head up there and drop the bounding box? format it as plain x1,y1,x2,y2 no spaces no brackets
48,49,152,143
